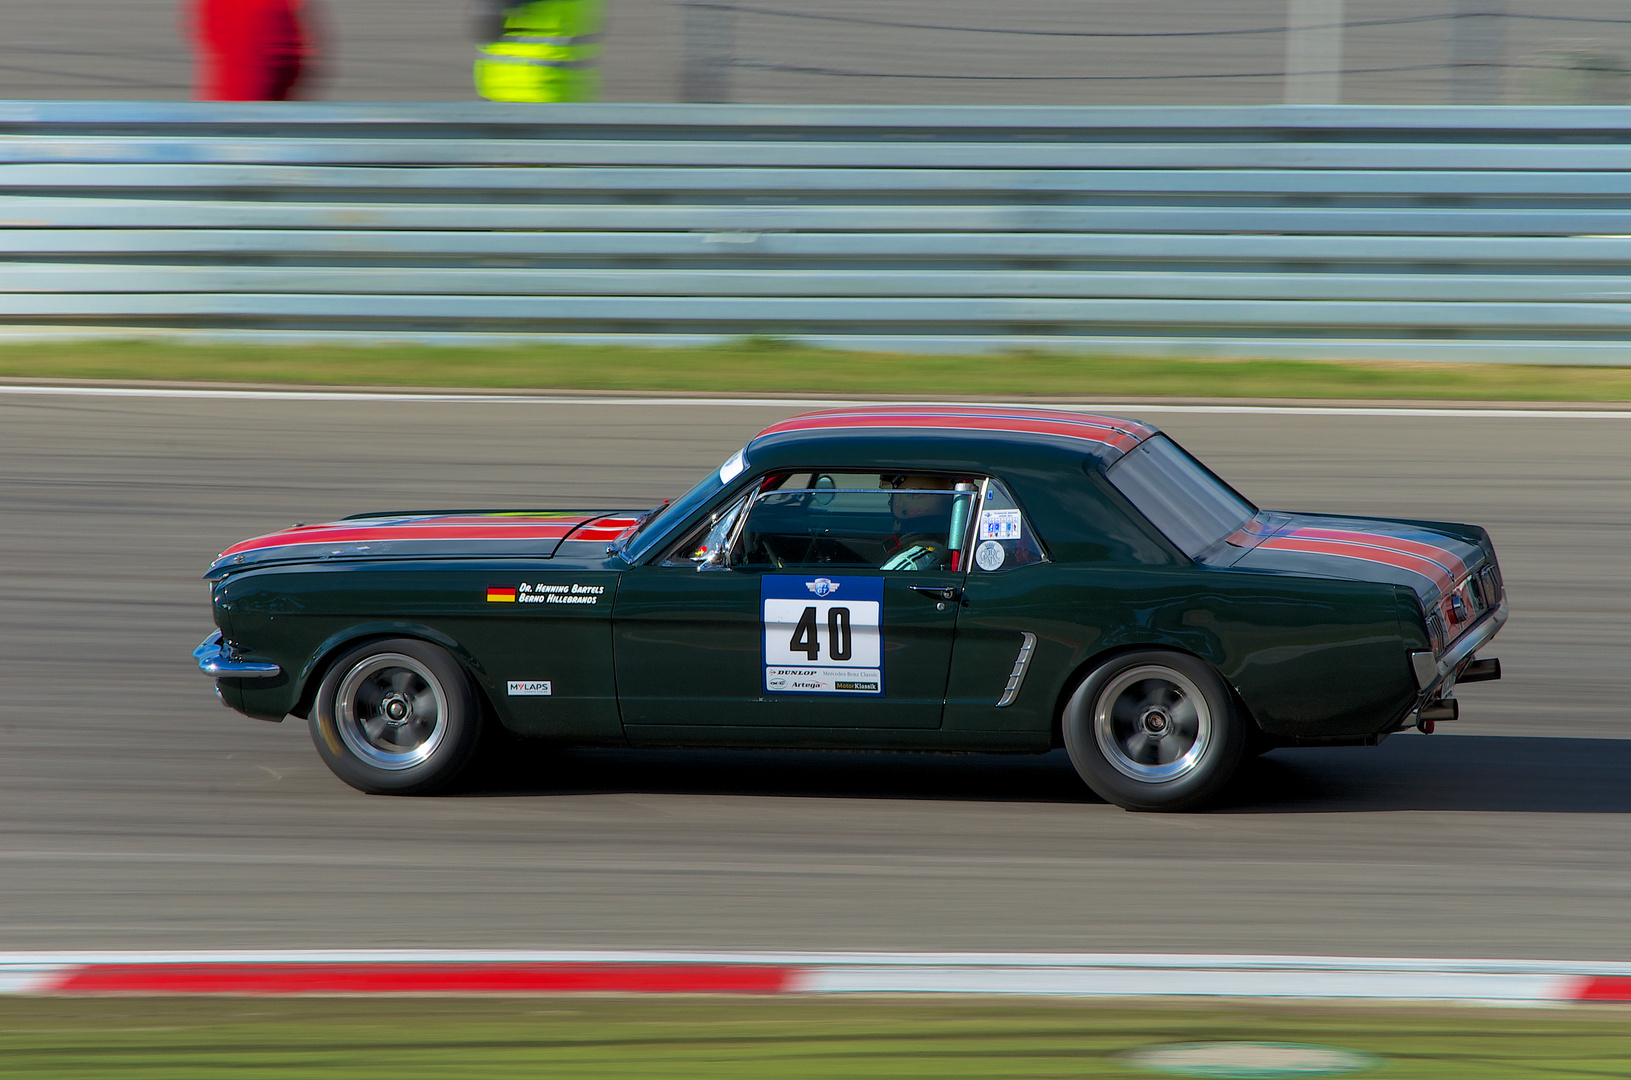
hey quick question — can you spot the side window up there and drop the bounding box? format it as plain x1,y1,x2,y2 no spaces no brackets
972,479,1049,572
736,472,979,572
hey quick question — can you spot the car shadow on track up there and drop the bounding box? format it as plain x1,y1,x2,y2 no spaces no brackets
475,742,1095,804
1220,734,1631,814
472,734,1631,812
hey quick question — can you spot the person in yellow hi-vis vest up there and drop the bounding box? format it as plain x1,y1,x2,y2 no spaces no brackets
473,0,603,102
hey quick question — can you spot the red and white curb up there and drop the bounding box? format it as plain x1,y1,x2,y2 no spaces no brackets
1,952,1629,1002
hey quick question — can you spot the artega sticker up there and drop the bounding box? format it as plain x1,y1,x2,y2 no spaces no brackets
762,575,882,694
486,585,518,603
507,681,552,696
975,540,1006,571
979,508,1023,541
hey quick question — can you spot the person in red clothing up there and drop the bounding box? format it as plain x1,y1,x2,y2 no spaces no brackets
189,0,316,101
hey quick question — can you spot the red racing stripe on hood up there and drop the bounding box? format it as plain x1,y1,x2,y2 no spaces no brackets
564,516,642,542
1283,527,1469,579
219,516,593,558
1259,536,1456,594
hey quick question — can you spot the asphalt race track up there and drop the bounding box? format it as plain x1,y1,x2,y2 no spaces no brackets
2,389,1629,960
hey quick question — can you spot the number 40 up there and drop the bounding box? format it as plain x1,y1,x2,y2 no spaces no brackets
790,605,852,662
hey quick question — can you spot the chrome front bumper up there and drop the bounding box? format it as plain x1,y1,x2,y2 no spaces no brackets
194,630,281,679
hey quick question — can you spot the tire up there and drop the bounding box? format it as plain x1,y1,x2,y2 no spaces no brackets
308,638,484,795
1062,650,1245,812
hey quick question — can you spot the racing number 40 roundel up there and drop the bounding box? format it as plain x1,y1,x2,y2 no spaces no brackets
762,575,883,695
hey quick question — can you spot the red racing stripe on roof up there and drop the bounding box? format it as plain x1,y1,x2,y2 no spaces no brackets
1284,527,1469,579
756,413,1144,452
779,405,1157,438
1259,536,1456,593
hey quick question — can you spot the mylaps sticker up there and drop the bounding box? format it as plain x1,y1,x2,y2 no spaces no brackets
979,508,1023,541
507,681,551,696
486,585,517,603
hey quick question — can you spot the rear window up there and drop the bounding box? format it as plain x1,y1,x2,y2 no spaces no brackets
1105,436,1255,559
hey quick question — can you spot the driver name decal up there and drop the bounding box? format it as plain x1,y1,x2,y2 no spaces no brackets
762,575,882,695
488,582,607,605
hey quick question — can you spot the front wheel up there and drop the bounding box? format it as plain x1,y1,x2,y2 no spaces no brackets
309,638,483,795
1062,651,1245,812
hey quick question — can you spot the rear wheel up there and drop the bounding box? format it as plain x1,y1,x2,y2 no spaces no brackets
1062,650,1244,812
309,638,483,795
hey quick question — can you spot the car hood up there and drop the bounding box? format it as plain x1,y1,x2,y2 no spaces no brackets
206,510,643,577
1223,511,1501,646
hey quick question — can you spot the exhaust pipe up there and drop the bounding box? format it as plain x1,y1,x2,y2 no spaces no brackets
1458,657,1501,683
1417,697,1459,733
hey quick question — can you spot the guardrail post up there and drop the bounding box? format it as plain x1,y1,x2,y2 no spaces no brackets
681,0,735,103
1450,0,1507,104
1285,0,1344,104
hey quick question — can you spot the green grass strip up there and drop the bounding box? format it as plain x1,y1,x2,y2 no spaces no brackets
0,997,1627,1079
6,339,1631,400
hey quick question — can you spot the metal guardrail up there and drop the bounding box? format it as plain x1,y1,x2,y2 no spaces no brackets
5,102,1631,362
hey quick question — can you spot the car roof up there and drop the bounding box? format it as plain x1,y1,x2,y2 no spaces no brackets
748,405,1159,464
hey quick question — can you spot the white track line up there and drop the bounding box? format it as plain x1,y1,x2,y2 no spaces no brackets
0,383,1628,417
0,951,1622,1002
0,950,1626,975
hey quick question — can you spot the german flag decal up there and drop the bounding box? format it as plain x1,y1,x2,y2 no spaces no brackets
486,586,518,603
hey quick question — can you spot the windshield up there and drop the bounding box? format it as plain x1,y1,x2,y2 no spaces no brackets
617,446,746,562
1105,436,1255,559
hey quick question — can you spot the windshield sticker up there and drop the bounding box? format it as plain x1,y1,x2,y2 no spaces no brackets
486,585,517,603
975,540,1006,571
507,681,552,696
762,575,882,695
980,508,1023,541
718,447,747,484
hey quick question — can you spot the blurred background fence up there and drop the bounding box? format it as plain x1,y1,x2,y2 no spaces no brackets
13,1,1631,106
5,102,1631,361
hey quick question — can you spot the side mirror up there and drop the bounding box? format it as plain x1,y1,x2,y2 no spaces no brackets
698,545,732,571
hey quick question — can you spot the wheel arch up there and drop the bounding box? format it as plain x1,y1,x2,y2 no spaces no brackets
291,622,494,721
1048,642,1262,750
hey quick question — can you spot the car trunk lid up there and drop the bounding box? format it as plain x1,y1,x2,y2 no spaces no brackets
1225,511,1503,653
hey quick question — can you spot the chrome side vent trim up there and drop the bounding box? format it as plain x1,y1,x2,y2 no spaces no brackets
996,632,1038,708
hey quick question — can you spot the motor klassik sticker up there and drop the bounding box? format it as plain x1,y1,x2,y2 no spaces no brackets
761,575,883,695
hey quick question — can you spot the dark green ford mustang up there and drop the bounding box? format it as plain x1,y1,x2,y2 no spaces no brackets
196,405,1506,811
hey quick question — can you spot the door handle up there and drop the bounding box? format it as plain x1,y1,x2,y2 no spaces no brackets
908,584,962,602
